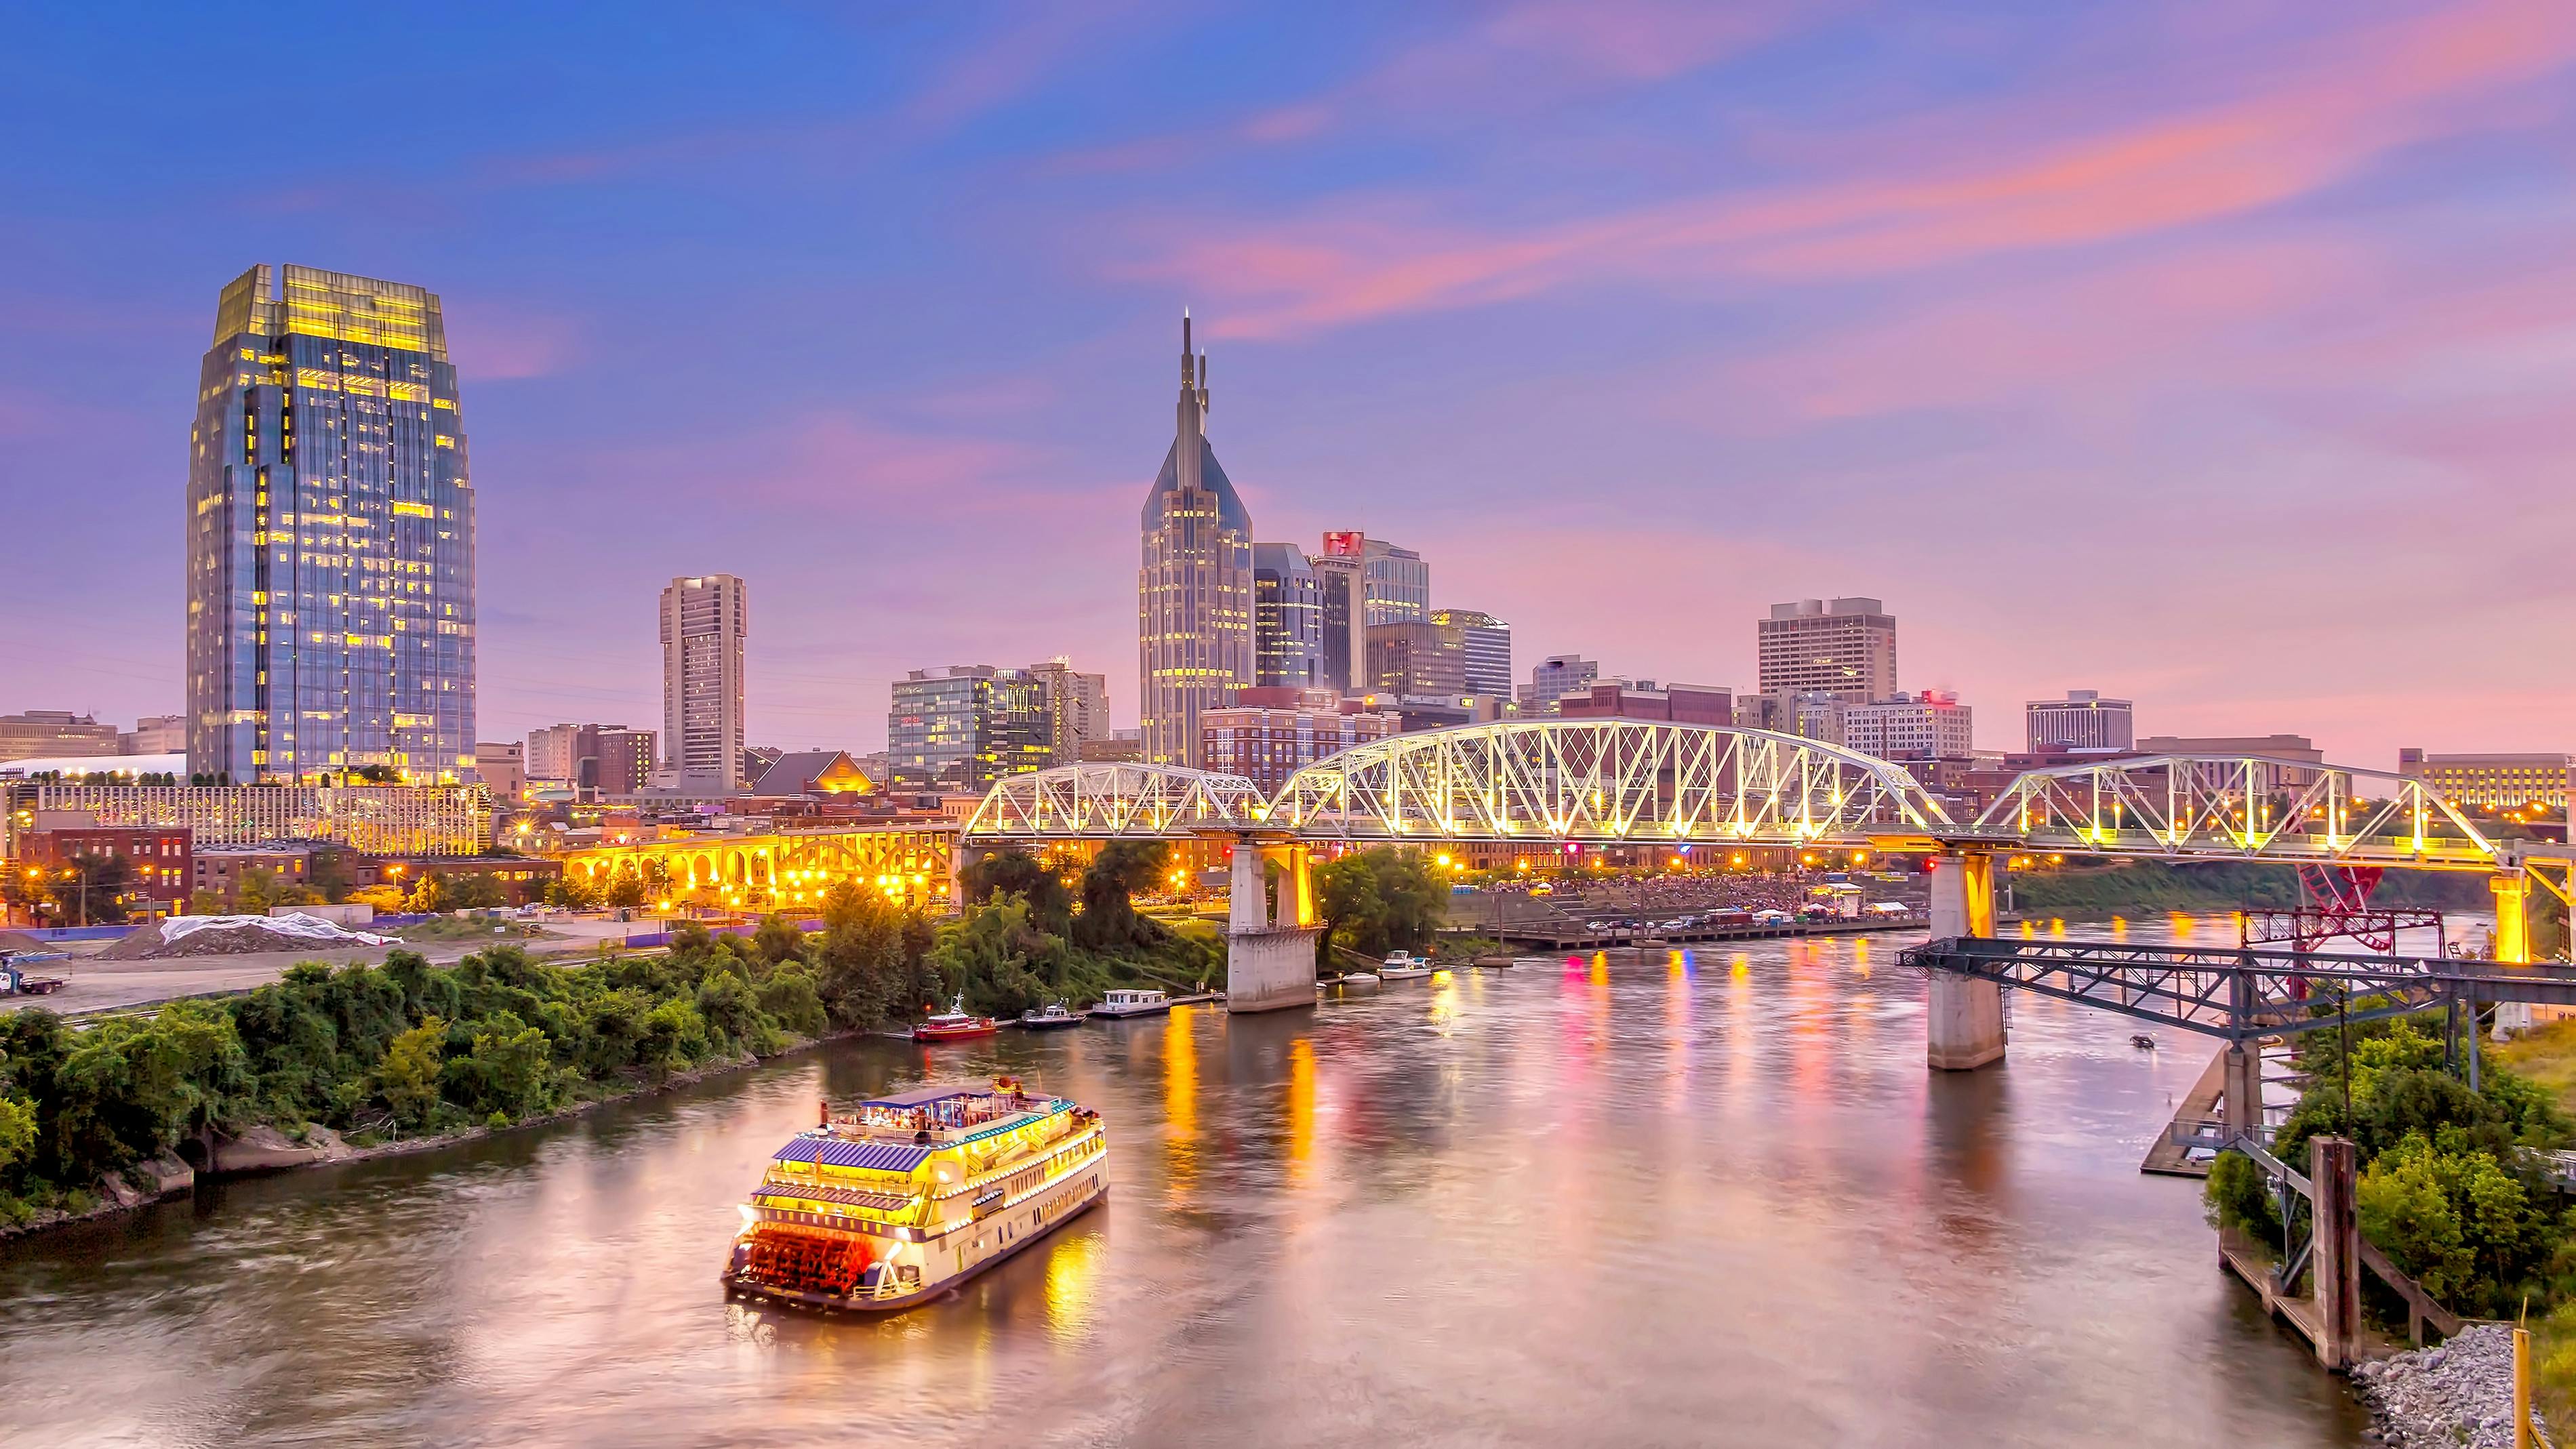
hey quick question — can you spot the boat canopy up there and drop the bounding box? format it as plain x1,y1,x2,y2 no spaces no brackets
772,1136,935,1172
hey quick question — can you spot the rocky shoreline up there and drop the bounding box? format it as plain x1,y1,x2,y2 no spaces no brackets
2356,1324,2550,1448
0,1029,862,1244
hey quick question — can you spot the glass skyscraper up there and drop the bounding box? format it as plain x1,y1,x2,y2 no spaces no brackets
1139,314,1253,767
1253,543,1323,689
186,265,475,784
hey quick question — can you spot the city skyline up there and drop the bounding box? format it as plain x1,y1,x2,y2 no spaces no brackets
7,4,2575,767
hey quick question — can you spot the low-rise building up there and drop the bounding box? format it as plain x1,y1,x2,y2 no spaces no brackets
2026,690,2133,752
2136,733,2322,791
1201,688,1400,792
0,712,121,764
1558,680,1732,727
475,741,527,803
1520,655,1598,717
120,715,189,755
2398,749,2571,811
16,821,192,917
191,844,314,905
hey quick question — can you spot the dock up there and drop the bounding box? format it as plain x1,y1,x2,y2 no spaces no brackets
2141,1048,2229,1178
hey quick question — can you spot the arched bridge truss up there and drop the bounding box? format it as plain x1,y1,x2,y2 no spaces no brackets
1972,755,2503,870
963,721,1951,846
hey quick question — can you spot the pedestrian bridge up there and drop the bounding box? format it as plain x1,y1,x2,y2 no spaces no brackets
962,722,2523,872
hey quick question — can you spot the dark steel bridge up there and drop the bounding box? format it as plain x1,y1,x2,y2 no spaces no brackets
1899,936,2576,1046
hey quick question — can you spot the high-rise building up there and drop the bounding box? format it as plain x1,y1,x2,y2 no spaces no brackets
1027,659,1110,767
1362,537,1429,624
2398,750,2571,811
888,666,1053,790
526,723,579,787
1200,687,1401,793
1253,544,1325,689
1311,545,1369,692
1520,655,1599,716
1139,314,1254,767
186,265,477,783
1843,691,1975,760
1365,621,1468,698
0,712,119,764
1430,609,1512,697
2136,733,2323,792
2026,690,2134,752
660,574,748,790
1755,598,1897,703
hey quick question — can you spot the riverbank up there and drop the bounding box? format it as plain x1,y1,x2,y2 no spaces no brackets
0,1024,862,1244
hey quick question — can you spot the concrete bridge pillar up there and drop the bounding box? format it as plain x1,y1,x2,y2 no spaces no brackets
1226,838,1321,1014
1926,849,2005,1071
2492,871,2537,1036
2221,1042,2263,1143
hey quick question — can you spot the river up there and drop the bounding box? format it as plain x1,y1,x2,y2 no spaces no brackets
0,915,2375,1447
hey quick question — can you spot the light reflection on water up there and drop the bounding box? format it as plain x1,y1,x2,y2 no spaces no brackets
0,915,2371,1448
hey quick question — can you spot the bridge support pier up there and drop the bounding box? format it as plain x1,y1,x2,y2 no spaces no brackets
1227,838,1321,1014
2221,1042,2262,1142
2491,872,2540,1037
1927,850,2005,1071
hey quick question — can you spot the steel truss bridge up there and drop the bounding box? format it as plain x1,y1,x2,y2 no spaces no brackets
1899,937,2576,1047
963,725,2552,884
965,721,1951,845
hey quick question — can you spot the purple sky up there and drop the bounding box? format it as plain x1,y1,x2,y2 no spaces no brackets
4,1,2572,767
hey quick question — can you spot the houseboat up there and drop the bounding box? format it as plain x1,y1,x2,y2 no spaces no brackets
1089,987,1171,1019
723,1078,1110,1312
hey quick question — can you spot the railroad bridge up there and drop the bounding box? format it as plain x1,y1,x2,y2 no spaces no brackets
959,719,2574,1035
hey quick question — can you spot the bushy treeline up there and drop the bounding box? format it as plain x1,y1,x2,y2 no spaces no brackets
2207,1012,2573,1318
947,842,1220,1016
0,882,944,1225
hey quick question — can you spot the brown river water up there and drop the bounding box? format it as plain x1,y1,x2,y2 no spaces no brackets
0,916,2374,1447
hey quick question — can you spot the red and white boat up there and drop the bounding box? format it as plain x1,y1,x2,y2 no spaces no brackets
912,996,999,1043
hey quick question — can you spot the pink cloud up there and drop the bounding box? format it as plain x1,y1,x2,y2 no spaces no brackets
1123,0,2576,338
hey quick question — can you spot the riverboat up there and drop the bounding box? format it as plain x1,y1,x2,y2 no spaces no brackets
1378,951,1432,981
723,1078,1110,1313
913,997,999,1042
1088,987,1170,1019
1018,1002,1085,1030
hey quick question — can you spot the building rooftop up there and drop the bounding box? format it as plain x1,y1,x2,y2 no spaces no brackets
0,752,187,779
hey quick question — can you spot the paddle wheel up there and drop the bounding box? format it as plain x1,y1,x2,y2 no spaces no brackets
738,1229,879,1297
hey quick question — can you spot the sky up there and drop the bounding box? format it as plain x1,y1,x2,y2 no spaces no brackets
3,0,2572,768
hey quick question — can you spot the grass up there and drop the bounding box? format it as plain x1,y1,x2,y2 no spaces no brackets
393,917,543,942
2485,1018,2576,1429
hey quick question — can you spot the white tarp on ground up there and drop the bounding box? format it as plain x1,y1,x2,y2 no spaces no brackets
155,914,394,947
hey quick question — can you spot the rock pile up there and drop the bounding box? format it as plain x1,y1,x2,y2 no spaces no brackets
98,914,393,960
2355,1324,2549,1448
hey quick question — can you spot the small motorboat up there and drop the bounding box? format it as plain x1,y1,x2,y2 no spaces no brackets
2129,1034,2156,1051
1019,1001,1085,1031
1089,988,1172,1020
1337,971,1380,986
1378,951,1432,981
913,996,1000,1042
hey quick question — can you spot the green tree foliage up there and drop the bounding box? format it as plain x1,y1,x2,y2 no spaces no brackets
1073,841,1171,952
752,914,805,966
0,933,869,1218
545,873,603,910
1314,848,1447,958
443,874,508,910
2208,1010,2573,1319
963,851,1074,936
405,873,448,914
603,868,648,910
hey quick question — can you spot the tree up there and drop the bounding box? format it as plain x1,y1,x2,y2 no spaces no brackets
1314,848,1446,958
405,873,449,914
751,914,805,965
545,873,603,910
374,1017,447,1128
444,874,507,910
306,846,355,903
1072,841,1170,951
603,869,647,910
186,889,227,918
963,851,1073,936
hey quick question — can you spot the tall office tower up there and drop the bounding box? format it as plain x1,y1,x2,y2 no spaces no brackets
1253,543,1325,689
1361,537,1429,624
1520,654,1599,716
660,574,748,790
1430,609,1512,697
1754,598,1897,703
2026,689,2135,752
1365,621,1467,697
888,666,1053,790
1138,314,1254,767
1311,545,1369,692
525,722,580,787
186,265,476,783
1027,658,1111,766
